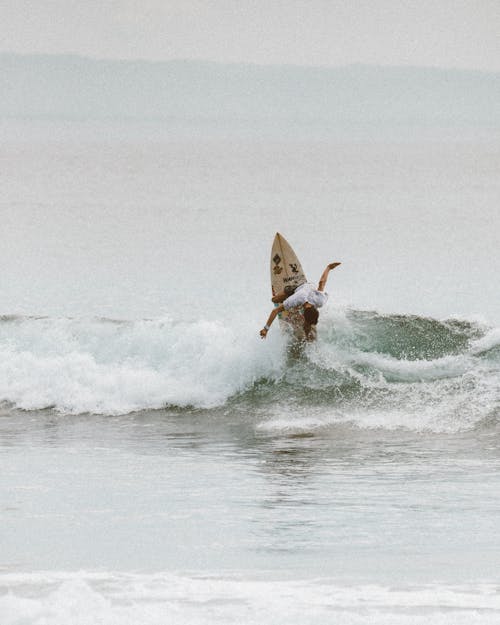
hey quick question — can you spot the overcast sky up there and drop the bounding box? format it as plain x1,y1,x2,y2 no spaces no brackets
1,0,500,71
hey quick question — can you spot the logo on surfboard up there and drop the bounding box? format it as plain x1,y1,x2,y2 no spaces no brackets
272,253,283,274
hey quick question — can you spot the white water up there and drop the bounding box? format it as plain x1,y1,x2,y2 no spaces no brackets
3,572,500,625
0,315,283,412
0,310,498,431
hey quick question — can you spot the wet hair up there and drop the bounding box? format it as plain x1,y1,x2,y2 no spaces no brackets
303,306,319,325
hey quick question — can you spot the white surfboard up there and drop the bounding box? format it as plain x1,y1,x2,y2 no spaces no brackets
270,233,307,337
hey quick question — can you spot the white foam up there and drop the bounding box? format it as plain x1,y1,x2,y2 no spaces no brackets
258,411,340,434
1,571,500,625
0,313,498,427
470,328,500,355
304,316,499,431
0,316,285,414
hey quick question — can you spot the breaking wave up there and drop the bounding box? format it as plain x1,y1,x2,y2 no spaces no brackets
2,571,500,625
0,309,499,431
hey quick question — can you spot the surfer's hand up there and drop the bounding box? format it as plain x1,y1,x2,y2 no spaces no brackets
328,262,341,270
260,328,268,339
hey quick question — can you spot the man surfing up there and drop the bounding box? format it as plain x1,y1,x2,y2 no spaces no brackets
260,262,341,340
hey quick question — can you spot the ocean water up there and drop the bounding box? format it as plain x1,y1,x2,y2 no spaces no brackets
1,120,500,624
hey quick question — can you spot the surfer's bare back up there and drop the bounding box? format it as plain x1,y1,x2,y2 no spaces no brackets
260,262,341,340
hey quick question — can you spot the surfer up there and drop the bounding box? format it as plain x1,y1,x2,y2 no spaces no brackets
260,262,341,340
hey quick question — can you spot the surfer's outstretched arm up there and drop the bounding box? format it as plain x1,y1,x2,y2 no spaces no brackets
260,305,284,338
318,262,341,292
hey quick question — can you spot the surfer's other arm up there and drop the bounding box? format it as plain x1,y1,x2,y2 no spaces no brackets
318,262,341,291
260,305,284,338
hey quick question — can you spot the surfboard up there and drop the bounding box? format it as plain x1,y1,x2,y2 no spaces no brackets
270,233,308,337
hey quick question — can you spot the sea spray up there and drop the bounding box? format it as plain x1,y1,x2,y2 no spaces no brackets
0,310,498,431
0,315,285,413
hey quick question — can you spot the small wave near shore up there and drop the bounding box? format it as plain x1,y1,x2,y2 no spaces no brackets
2,571,500,625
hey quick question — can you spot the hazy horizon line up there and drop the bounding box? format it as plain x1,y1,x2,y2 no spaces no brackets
2,50,500,76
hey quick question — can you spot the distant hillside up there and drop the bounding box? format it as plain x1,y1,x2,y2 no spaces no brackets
1,53,500,125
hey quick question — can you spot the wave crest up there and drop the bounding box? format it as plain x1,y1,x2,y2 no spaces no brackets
0,310,498,431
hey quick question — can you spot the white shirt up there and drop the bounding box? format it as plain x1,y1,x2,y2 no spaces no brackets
283,282,328,310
